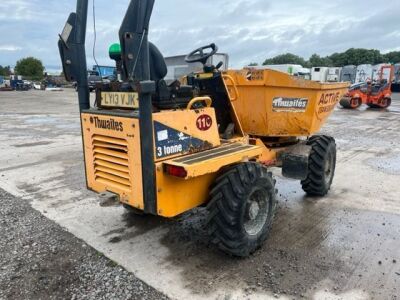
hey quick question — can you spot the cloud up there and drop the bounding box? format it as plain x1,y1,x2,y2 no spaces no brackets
0,0,399,70
0,45,22,52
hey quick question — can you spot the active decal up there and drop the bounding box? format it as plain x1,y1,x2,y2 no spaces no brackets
196,114,213,131
90,116,123,132
272,97,308,112
318,92,340,114
154,122,210,159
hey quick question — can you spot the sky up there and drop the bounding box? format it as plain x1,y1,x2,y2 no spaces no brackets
0,0,399,73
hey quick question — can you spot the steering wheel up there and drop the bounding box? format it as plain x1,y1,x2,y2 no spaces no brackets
185,43,218,64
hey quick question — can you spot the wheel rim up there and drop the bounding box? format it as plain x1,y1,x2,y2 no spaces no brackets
244,189,269,236
324,151,334,185
351,98,360,108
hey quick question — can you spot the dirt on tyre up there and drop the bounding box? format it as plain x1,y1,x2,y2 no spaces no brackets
301,135,336,197
207,162,277,257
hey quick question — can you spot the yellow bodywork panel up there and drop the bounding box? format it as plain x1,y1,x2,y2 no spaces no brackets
224,69,349,137
156,143,263,217
81,113,144,210
153,107,220,161
155,168,217,217
251,138,277,164
157,143,263,217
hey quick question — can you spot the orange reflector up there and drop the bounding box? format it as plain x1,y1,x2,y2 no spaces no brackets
165,165,187,178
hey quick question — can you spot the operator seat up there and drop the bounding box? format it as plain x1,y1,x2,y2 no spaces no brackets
149,43,168,81
149,43,194,109
370,79,388,95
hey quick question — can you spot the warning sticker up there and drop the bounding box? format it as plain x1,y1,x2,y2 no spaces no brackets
272,97,308,112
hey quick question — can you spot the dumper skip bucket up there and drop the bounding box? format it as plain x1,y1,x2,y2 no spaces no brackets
224,69,349,137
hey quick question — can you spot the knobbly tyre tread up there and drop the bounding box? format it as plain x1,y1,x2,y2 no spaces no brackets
301,135,337,196
207,162,277,257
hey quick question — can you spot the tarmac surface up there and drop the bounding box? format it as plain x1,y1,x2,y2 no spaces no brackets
0,89,399,299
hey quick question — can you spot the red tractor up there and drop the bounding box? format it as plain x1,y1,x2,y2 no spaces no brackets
340,65,394,109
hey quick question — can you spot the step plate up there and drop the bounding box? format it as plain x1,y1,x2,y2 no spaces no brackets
164,143,262,179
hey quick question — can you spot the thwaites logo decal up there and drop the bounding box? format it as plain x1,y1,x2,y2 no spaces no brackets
196,115,213,131
90,116,123,132
154,122,209,159
272,97,308,112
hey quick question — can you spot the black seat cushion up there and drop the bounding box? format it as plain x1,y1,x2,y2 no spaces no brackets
152,80,194,109
148,43,194,109
149,43,168,81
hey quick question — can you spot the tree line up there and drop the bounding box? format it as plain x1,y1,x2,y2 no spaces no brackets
253,48,400,68
0,65,11,77
0,57,44,80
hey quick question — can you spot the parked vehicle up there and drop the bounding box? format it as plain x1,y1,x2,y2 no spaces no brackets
9,75,24,90
327,68,341,82
340,65,394,109
33,83,43,90
355,64,373,83
256,64,311,79
340,65,357,83
45,87,64,92
92,65,116,78
394,64,400,83
15,82,31,91
392,64,400,92
372,64,392,82
311,67,329,82
73,70,103,92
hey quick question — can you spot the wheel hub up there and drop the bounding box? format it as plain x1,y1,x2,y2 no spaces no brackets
244,189,270,236
248,201,260,220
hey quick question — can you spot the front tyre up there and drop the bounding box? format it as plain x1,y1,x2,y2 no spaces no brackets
301,135,336,196
207,162,277,257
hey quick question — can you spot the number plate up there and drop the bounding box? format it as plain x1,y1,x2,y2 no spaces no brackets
100,92,139,109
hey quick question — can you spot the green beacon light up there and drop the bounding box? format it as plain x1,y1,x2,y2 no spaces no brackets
109,43,122,81
109,43,121,61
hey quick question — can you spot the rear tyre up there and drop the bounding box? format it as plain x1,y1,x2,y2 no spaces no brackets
301,135,336,197
207,162,277,257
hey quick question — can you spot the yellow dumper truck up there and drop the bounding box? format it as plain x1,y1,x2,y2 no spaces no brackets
58,0,348,256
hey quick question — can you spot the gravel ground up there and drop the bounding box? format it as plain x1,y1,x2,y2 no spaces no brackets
0,188,168,300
